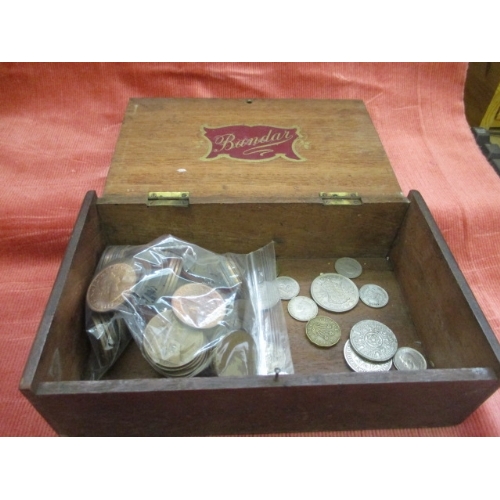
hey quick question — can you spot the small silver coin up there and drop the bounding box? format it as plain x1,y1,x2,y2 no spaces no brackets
344,340,392,372
393,347,427,370
275,276,300,300
335,257,362,278
310,273,359,313
255,281,281,310
350,320,398,362
359,284,389,308
287,296,318,322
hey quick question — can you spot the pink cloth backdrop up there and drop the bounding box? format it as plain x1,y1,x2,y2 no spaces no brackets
1,62,499,436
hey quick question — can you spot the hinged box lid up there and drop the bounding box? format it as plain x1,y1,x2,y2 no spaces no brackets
101,98,405,204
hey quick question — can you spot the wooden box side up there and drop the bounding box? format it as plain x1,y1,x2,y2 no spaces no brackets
28,369,499,436
20,192,106,394
97,201,409,259
389,191,500,373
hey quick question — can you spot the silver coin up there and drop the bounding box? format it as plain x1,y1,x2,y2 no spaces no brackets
310,273,359,312
350,320,398,362
359,284,389,308
275,276,300,300
287,296,318,321
255,281,281,310
344,340,392,372
393,347,427,370
335,257,362,278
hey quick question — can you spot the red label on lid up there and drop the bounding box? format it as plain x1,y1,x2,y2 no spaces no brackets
202,125,304,161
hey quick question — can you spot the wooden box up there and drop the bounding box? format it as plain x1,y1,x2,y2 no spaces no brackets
20,99,500,436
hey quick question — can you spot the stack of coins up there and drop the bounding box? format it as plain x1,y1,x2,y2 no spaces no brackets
345,320,397,372
344,320,427,372
142,310,213,377
95,245,136,273
133,257,183,305
87,312,131,369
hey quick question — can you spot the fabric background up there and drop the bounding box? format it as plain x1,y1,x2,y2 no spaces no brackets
1,62,499,437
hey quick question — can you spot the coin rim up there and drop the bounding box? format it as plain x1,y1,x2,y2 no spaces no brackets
343,340,393,372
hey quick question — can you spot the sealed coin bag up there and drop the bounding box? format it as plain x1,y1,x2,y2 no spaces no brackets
85,235,294,378
84,246,138,380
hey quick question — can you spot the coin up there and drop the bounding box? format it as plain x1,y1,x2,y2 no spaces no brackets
171,283,227,329
143,310,206,368
287,296,318,321
255,280,281,310
344,340,392,372
393,347,427,370
334,257,362,278
359,284,389,308
87,262,137,313
212,330,258,377
275,276,300,300
350,320,398,362
306,316,341,347
310,273,359,312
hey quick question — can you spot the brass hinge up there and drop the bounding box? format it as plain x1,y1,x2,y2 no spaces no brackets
147,191,190,207
320,192,362,206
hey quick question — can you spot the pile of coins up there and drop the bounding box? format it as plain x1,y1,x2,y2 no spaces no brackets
85,243,261,378
276,257,428,372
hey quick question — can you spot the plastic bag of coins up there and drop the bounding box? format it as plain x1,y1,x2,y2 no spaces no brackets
85,235,294,378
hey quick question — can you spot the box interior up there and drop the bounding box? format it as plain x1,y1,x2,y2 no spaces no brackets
27,193,500,387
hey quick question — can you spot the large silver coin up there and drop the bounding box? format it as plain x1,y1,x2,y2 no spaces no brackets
310,273,359,312
393,347,427,370
275,276,300,300
335,257,362,278
359,284,389,308
350,320,398,362
344,340,392,372
287,296,318,321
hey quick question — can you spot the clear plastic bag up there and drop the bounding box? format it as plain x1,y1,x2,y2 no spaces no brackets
84,236,294,379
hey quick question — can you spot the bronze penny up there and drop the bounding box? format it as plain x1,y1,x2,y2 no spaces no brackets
171,283,226,329
87,262,137,313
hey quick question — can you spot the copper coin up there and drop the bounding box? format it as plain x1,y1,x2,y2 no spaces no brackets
171,283,227,329
87,262,137,313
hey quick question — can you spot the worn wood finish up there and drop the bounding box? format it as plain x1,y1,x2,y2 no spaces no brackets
101,98,404,204
20,191,105,393
20,189,500,435
389,191,500,372
27,369,499,436
97,201,409,259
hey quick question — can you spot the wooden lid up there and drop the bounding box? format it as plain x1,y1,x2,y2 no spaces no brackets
101,98,404,204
